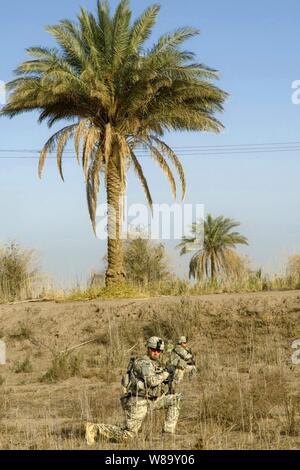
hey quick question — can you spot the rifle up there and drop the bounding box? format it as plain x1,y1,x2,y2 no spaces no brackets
166,364,176,394
186,348,196,366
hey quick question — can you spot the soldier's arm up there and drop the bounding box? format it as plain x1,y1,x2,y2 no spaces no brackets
140,361,169,388
184,350,193,361
176,347,193,362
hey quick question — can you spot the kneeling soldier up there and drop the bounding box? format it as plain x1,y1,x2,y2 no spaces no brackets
170,336,197,384
85,336,182,445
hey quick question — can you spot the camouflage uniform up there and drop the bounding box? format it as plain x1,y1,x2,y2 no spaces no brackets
170,344,197,384
86,340,181,445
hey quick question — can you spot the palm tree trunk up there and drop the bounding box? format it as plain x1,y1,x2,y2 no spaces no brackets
211,254,216,283
105,150,126,286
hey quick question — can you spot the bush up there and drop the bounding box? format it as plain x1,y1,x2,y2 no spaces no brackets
287,254,300,287
0,241,40,302
10,320,33,340
41,352,84,383
124,234,172,287
13,357,33,374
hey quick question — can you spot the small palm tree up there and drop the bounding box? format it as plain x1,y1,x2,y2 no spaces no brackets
1,1,227,286
177,214,248,282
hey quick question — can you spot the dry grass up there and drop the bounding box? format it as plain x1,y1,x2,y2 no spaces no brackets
40,353,84,383
12,357,33,374
60,272,300,303
2,262,300,305
65,282,148,301
0,242,42,303
1,292,300,449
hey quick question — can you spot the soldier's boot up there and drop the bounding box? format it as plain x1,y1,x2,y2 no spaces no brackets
85,422,98,446
97,424,129,442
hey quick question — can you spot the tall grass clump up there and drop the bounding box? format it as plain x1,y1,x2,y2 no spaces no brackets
40,352,84,383
286,254,300,289
0,242,40,302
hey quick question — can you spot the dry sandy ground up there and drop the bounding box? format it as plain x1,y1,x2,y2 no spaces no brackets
1,289,300,449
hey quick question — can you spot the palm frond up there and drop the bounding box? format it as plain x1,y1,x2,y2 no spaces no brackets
142,140,177,199
82,127,100,181
152,27,200,53
130,149,153,210
38,124,77,178
150,136,186,200
111,0,131,67
86,148,102,233
97,0,113,62
129,4,160,52
56,125,76,180
75,119,90,164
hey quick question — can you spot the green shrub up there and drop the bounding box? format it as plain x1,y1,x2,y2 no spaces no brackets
41,353,84,383
13,357,33,374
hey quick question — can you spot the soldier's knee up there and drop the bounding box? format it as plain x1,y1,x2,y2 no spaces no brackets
165,393,182,409
172,392,182,402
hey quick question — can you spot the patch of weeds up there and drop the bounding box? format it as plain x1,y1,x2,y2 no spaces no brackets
143,299,202,343
0,395,8,418
82,324,95,335
199,368,288,432
10,321,33,340
0,375,5,386
13,357,33,373
86,355,102,367
33,350,43,358
40,352,84,383
66,282,147,301
282,396,298,436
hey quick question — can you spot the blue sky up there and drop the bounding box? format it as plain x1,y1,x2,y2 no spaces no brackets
1,0,300,286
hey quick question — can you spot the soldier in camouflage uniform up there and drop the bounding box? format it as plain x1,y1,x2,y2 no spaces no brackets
85,336,181,445
170,336,197,384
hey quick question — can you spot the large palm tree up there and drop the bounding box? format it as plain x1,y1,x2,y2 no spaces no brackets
177,214,248,282
1,1,227,286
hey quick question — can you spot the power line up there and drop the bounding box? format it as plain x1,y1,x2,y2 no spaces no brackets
1,141,300,158
3,141,300,152
3,140,300,153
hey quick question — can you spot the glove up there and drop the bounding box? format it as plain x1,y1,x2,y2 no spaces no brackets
161,371,169,382
189,366,197,377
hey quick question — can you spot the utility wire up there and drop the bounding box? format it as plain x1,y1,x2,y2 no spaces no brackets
1,142,300,158
3,140,300,152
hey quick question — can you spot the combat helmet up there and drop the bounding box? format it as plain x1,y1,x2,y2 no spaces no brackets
177,336,188,345
146,336,165,351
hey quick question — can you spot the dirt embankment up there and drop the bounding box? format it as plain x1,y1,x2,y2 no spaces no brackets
1,290,300,449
